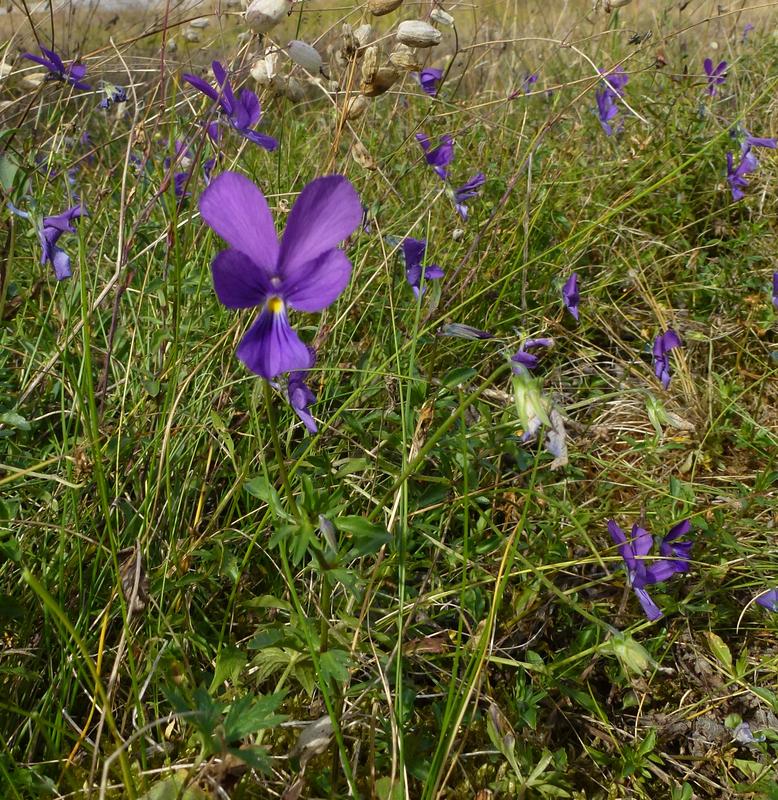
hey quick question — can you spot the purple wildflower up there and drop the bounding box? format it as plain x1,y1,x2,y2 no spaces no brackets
652,328,682,389
742,23,754,43
39,204,87,280
704,58,727,96
98,84,127,109
608,519,692,621
199,171,361,379
416,132,454,181
726,133,776,201
451,172,485,219
402,237,444,298
596,88,619,136
522,72,539,93
182,61,277,151
288,348,318,434
755,588,778,612
562,272,579,321
416,67,443,97
772,273,778,310
602,66,629,97
22,47,91,91
511,337,553,373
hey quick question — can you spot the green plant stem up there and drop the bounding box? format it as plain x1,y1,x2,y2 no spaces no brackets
263,379,299,520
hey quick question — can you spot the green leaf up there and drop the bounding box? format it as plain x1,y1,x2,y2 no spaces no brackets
0,537,22,563
704,631,733,673
319,649,351,684
442,367,477,388
244,476,287,519
222,691,286,741
0,412,30,431
226,744,272,774
209,645,247,692
0,153,18,193
337,516,392,556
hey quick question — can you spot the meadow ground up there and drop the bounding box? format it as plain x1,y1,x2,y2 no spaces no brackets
1,0,778,798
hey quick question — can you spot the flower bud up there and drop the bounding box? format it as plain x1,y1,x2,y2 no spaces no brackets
368,0,404,15
396,20,441,48
245,0,289,34
287,40,322,73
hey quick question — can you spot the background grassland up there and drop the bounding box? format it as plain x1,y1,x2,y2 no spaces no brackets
1,1,778,798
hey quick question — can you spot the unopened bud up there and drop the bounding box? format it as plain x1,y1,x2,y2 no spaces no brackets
396,20,441,48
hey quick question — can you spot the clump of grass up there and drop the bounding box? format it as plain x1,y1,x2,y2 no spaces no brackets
1,1,778,798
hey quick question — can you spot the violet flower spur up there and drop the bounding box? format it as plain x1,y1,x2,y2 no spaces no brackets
182,61,277,151
402,237,444,298
199,171,361,379
755,588,778,612
562,272,579,321
451,172,485,220
652,328,682,389
39,204,86,280
287,348,318,434
416,132,454,181
416,67,443,97
704,58,727,96
22,47,91,91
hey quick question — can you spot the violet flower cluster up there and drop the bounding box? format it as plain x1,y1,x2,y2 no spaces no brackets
652,329,682,389
402,237,444,297
183,61,278,151
596,66,628,136
416,133,486,219
22,47,90,91
39,205,87,280
726,131,777,201
199,171,361,380
704,58,727,97
608,519,693,621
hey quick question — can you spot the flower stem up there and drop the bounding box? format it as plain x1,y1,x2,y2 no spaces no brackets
262,379,299,520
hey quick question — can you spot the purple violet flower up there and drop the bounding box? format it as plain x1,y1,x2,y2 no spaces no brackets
595,67,628,136
402,237,444,298
39,204,87,280
511,337,553,373
755,588,778,611
416,132,454,181
199,171,361,379
98,84,127,109
652,328,682,389
288,348,318,433
704,58,727,96
602,66,629,97
416,67,443,97
451,172,485,219
772,272,778,310
522,72,539,93
608,519,692,621
183,61,278,151
22,47,91,91
742,23,754,42
562,272,579,321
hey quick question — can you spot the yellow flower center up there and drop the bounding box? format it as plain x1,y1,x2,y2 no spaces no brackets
267,296,284,314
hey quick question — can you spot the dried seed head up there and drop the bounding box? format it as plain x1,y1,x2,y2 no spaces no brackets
368,0,404,16
271,74,305,102
430,8,454,26
361,66,399,97
351,140,378,170
344,94,370,120
184,29,201,42
287,40,323,73
340,23,357,59
251,50,278,84
354,24,373,48
190,17,210,28
604,0,633,8
360,45,379,84
245,0,289,34
396,20,442,48
389,44,422,72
